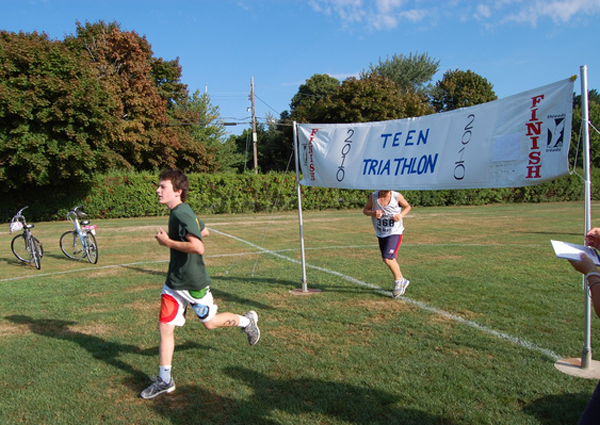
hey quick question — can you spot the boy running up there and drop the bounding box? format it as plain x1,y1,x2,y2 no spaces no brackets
140,169,260,400
363,190,412,298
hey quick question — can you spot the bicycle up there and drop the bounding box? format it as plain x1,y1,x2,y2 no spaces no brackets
59,205,99,264
10,206,44,270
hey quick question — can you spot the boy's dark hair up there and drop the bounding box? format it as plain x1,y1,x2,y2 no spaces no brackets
159,168,189,202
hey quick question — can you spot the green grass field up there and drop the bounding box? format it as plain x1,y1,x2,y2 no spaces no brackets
1,201,599,424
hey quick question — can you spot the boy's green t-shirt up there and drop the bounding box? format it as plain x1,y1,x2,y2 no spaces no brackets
165,203,211,291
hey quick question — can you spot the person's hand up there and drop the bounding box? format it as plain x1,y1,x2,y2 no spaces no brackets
586,228,600,250
155,228,169,247
568,253,598,275
392,214,403,222
375,209,383,219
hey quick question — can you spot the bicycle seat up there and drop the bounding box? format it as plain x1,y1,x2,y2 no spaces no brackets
25,224,34,229
81,220,90,226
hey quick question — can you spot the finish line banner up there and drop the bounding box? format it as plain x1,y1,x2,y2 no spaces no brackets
297,78,573,190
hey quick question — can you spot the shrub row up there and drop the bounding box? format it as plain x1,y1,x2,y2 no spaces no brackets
0,169,596,223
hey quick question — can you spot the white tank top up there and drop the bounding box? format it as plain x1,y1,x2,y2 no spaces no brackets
371,190,404,237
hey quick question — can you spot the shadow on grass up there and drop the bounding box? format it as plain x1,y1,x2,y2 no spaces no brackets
0,258,29,270
212,273,387,298
523,392,590,424
4,315,209,391
212,274,300,289
1,251,98,270
516,230,581,237
121,264,166,276
150,366,454,425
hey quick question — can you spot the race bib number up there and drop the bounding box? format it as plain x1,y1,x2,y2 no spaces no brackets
376,216,397,234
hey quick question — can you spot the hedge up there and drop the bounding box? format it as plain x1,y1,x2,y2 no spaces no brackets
0,169,597,223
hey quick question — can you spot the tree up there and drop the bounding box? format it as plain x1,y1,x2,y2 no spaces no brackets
360,52,440,95
65,21,179,170
431,69,497,112
571,90,600,168
151,57,189,108
183,90,240,172
65,20,223,173
311,75,433,124
228,127,261,173
0,30,118,188
0,21,227,192
289,74,340,123
258,112,294,172
226,112,293,173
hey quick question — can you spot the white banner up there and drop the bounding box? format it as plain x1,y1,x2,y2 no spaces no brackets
297,78,574,190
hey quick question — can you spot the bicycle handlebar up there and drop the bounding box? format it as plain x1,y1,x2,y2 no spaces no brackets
10,206,29,231
15,206,29,217
67,205,88,221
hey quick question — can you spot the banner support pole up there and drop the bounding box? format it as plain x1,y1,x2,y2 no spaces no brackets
581,64,593,369
291,121,321,295
555,65,600,379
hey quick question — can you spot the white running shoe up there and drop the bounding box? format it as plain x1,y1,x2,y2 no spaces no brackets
392,279,410,298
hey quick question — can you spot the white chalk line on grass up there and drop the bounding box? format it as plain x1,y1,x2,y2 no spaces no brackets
0,242,547,283
1,230,560,360
210,228,562,361
0,251,263,283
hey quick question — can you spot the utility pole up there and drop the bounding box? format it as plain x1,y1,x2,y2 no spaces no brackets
251,77,258,173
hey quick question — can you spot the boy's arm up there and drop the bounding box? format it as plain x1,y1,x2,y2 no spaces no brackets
362,194,375,217
394,193,411,221
155,228,205,255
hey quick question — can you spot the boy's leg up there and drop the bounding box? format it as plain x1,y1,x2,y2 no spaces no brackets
384,258,409,297
202,312,240,329
140,288,183,400
383,257,403,281
140,322,176,400
188,288,260,345
159,322,176,366
378,235,409,297
202,311,260,345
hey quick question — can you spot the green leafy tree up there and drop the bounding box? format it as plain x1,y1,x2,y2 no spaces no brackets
572,89,600,168
0,20,226,192
0,30,118,188
66,20,222,173
257,112,294,172
431,69,497,112
151,57,189,108
229,127,260,173
360,52,440,95
312,75,434,123
289,74,340,123
65,21,178,170
212,135,245,173
183,90,239,172
152,62,225,172
226,113,293,173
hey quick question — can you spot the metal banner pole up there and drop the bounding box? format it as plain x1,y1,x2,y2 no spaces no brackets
581,64,593,369
291,122,321,295
555,66,600,379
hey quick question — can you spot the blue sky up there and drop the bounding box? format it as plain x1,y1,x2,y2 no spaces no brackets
1,0,599,136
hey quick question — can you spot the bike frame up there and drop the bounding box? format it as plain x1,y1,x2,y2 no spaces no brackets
67,207,95,241
67,210,88,247
60,205,98,264
10,206,42,269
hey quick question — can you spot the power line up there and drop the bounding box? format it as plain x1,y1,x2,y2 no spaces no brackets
255,94,284,115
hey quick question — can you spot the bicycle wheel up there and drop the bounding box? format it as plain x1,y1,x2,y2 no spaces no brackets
33,237,44,259
60,230,85,260
29,236,41,270
11,234,29,263
83,233,99,264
